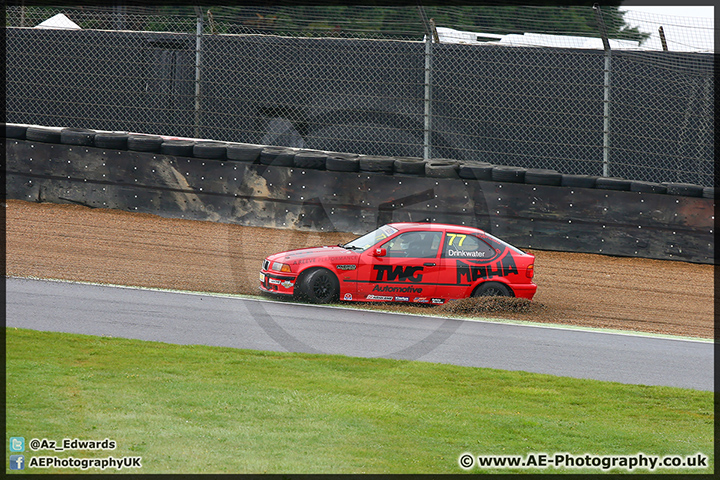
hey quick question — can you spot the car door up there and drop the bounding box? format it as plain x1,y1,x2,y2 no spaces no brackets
355,230,443,301
436,231,501,299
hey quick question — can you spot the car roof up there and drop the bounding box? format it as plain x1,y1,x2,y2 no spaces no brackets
387,222,486,235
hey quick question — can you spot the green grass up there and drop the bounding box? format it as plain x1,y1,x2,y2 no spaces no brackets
6,327,714,474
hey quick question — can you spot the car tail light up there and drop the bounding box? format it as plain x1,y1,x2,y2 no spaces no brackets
526,263,534,279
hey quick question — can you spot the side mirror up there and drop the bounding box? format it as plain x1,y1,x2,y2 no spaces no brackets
371,248,387,257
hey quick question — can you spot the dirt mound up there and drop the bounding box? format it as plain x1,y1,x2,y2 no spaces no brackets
436,296,547,316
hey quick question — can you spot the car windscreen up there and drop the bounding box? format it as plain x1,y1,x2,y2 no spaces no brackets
342,225,399,251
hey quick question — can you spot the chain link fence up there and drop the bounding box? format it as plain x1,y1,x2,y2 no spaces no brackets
5,4,714,186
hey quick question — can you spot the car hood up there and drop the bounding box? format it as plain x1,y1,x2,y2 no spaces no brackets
267,245,359,265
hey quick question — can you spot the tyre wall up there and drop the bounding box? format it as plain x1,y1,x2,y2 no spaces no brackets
4,126,714,264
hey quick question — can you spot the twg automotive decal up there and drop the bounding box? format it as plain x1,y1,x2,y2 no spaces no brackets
372,285,423,294
456,250,518,284
374,265,424,283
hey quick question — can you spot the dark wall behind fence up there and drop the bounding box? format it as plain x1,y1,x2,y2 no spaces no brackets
5,131,713,265
5,28,714,187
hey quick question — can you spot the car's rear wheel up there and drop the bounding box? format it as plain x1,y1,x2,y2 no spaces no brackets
472,282,513,297
300,268,339,304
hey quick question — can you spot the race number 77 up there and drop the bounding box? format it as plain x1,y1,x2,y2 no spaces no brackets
447,233,466,246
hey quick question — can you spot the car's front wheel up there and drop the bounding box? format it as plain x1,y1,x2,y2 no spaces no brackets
472,282,513,297
300,268,340,304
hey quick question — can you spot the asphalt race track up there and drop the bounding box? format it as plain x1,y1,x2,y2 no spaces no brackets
6,277,713,391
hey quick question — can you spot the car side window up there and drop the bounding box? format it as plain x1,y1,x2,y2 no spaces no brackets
381,231,443,258
442,233,496,259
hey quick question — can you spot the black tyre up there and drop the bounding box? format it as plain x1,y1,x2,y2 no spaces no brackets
128,134,163,152
300,268,339,304
294,150,328,169
702,187,714,199
60,127,96,146
326,154,359,172
425,159,461,178
630,181,667,194
459,162,493,180
227,143,263,162
161,140,195,157
94,132,128,150
472,282,513,297
26,126,62,143
193,141,227,159
260,146,296,166
595,177,631,191
524,168,562,186
5,124,28,139
561,174,598,188
359,155,395,174
394,156,425,175
664,182,704,198
492,165,526,183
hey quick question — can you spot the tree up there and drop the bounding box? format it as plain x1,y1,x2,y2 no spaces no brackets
200,3,650,43
423,4,649,43
4,2,650,43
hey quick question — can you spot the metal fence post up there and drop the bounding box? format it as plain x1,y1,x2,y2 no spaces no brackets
417,5,435,160
112,4,125,31
423,37,434,160
695,77,713,185
594,4,612,178
194,7,204,139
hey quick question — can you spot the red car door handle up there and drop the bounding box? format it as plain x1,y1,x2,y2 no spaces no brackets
423,262,436,266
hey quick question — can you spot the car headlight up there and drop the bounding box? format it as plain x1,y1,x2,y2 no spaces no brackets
271,261,292,273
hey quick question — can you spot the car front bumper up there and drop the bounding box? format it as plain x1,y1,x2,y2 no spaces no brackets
259,270,297,296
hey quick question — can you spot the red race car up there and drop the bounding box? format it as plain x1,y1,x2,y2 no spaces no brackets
260,223,536,304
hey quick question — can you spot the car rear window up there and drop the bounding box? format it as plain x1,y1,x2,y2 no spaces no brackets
441,232,496,259
481,232,526,255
